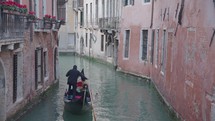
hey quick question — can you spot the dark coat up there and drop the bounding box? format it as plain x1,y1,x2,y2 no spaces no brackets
66,66,86,85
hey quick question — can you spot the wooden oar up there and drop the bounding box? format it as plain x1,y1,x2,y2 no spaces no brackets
82,86,87,107
89,84,97,121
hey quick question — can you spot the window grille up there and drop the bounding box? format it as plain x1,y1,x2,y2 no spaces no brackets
141,30,148,60
13,54,18,103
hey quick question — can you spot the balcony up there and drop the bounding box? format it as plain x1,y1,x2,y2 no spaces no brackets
99,17,119,30
57,0,68,5
0,12,25,41
34,19,62,32
73,0,83,11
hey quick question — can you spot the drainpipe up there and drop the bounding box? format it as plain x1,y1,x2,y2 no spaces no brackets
150,0,154,28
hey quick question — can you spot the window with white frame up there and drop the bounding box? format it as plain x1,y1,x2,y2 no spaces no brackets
154,29,159,67
101,35,104,52
86,4,88,26
90,3,92,24
102,0,105,18
80,11,84,26
90,33,92,48
107,0,109,17
151,30,155,64
124,0,134,6
161,30,167,73
34,0,40,29
124,30,130,58
140,30,148,61
86,33,88,47
95,0,98,24
143,0,150,3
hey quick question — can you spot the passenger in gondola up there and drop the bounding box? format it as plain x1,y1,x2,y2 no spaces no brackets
66,65,87,99
76,81,90,104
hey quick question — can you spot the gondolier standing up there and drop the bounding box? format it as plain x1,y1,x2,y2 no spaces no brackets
66,65,87,98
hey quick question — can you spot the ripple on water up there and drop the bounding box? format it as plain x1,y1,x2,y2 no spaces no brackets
17,55,178,121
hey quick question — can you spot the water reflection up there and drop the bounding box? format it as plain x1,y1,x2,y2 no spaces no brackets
62,109,93,121
17,54,178,121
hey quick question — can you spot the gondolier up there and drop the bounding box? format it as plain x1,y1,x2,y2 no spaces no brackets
66,65,87,98
64,68,92,114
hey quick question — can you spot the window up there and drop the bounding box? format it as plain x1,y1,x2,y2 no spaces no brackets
107,0,109,17
80,11,84,26
42,0,46,17
154,29,159,67
14,0,20,3
144,0,150,3
43,51,48,78
13,53,23,103
90,3,92,24
13,54,18,103
124,30,130,58
35,48,43,90
86,4,88,25
90,33,92,48
102,0,105,17
110,0,112,17
141,30,148,60
34,0,39,17
101,35,104,51
151,30,155,64
86,33,88,47
161,30,167,73
124,0,134,6
34,0,39,29
95,0,98,24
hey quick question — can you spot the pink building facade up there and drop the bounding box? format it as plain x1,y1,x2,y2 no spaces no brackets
118,0,215,121
0,0,66,120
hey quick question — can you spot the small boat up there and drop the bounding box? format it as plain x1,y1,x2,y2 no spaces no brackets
64,69,92,114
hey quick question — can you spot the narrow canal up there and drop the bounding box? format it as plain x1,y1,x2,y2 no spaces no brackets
18,54,178,121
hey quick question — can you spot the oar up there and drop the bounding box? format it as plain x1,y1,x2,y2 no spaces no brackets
89,84,97,121
82,86,87,108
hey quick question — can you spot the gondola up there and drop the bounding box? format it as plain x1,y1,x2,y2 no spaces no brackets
64,69,92,114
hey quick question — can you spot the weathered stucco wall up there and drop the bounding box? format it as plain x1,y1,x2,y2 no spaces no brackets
0,0,59,120
118,0,215,121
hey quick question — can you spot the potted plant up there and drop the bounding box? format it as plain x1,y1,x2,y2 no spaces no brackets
0,1,27,14
51,16,57,23
43,14,52,22
60,18,65,25
27,11,37,22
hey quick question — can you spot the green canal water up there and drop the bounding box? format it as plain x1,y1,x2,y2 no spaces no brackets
18,54,179,121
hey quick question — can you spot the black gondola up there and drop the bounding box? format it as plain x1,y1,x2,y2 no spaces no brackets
64,69,92,114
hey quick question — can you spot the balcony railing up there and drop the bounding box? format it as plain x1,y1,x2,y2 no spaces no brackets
57,0,68,5
32,18,63,31
73,0,83,11
99,17,119,30
0,12,25,40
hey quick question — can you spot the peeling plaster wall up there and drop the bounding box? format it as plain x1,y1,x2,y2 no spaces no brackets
0,59,6,121
1,30,59,119
119,0,215,121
